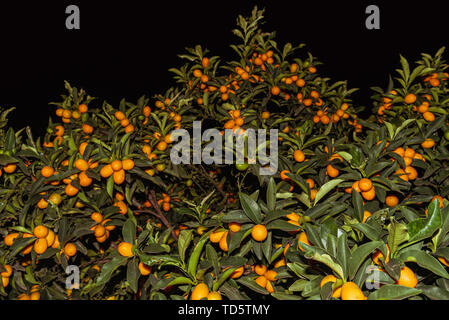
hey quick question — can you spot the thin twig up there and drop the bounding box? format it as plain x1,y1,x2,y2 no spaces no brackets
199,165,229,209
199,165,226,197
140,190,178,240
134,207,178,241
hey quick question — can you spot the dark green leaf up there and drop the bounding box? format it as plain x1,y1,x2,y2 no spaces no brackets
239,192,262,224
368,284,421,300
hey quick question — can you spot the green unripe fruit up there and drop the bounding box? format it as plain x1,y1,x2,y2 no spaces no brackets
235,163,249,171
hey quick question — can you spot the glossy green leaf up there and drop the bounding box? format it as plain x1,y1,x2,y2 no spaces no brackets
368,284,421,300
238,192,262,224
313,179,344,206
408,199,442,243
348,241,383,279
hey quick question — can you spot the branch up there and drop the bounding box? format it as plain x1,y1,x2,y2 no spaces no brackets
199,165,227,199
136,190,178,240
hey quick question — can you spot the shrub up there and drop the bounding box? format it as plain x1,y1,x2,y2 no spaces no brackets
1,7,449,300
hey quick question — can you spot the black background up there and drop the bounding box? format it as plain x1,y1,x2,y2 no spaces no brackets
0,1,447,137
0,299,438,316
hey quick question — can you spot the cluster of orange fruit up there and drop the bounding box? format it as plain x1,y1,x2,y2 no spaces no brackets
205,52,273,101
312,109,330,125
377,90,398,117
378,92,438,123
224,109,245,133
208,223,268,253
296,232,420,300
74,159,96,186
169,111,182,129
188,57,220,95
17,285,41,300
2,226,78,259
285,212,303,229
271,63,316,99
251,51,275,69
347,115,363,133
254,265,277,293
113,192,129,215
209,229,231,252
158,193,172,212
90,212,116,243
282,63,305,84
63,176,80,197
52,125,65,144
325,146,343,178
142,106,151,125
190,282,222,300
281,149,341,201
226,192,238,204
346,178,376,201
114,110,135,133
32,226,58,255
190,262,280,299
423,72,449,87
320,276,367,300
37,190,61,209
154,98,172,110
55,103,88,124
1,264,13,288
406,93,436,122
154,98,181,133
60,159,92,196
306,179,318,203
412,99,434,121
154,132,174,152
185,51,356,141
372,245,418,288
312,103,351,126
141,143,157,162
173,225,189,238
297,89,322,108
392,146,423,182
217,73,241,102
99,158,135,185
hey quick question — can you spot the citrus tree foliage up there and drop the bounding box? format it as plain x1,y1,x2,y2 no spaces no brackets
1,7,449,300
